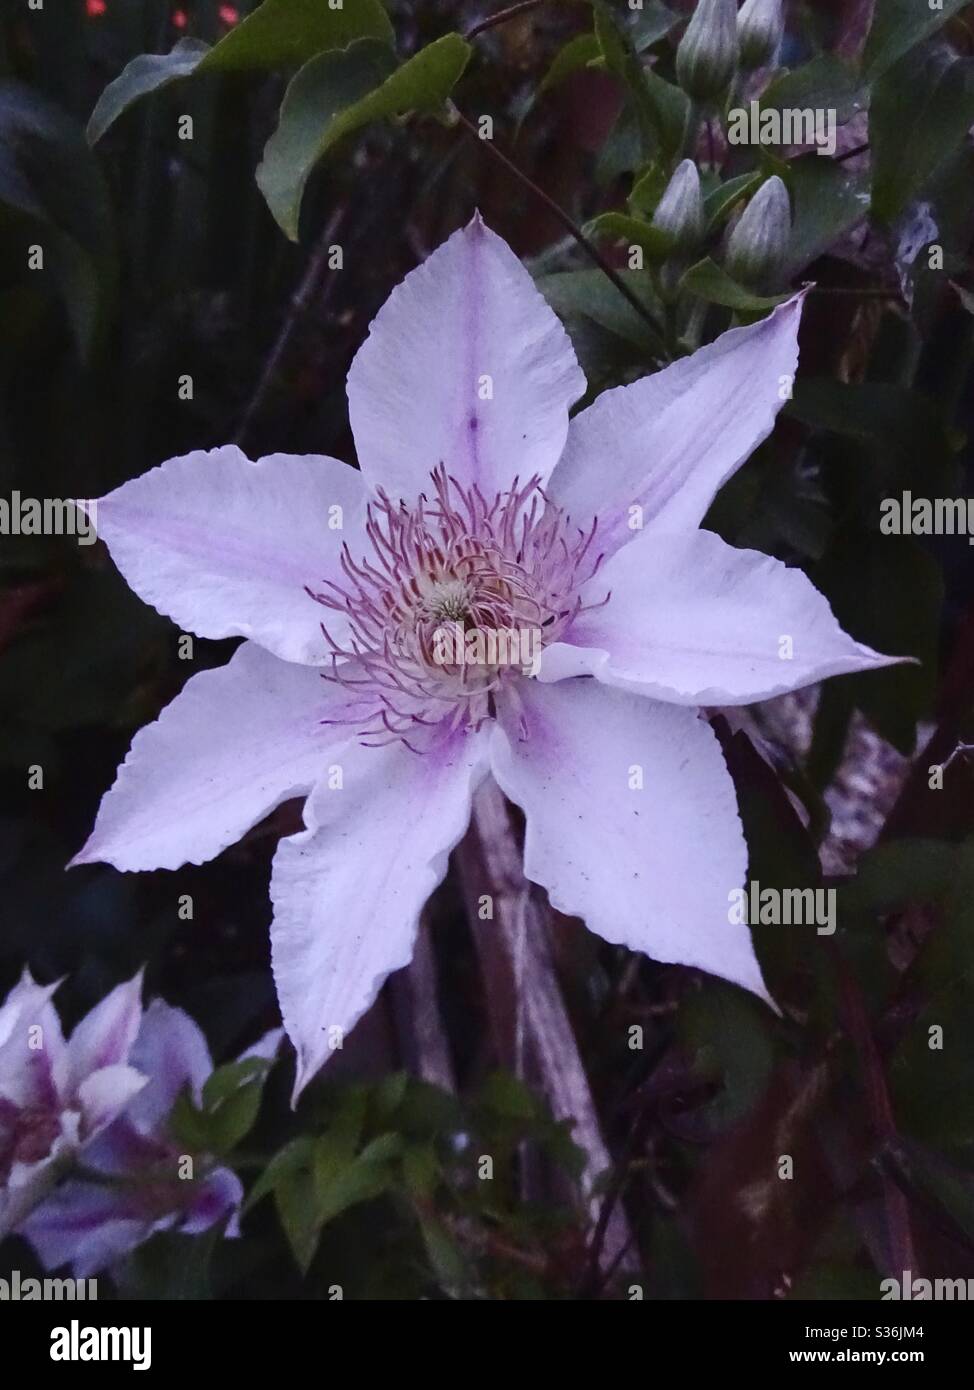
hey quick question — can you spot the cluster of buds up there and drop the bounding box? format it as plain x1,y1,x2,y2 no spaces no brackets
675,0,783,102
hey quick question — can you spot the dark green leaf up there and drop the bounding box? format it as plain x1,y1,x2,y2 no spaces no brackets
538,32,600,97
87,39,211,146
256,35,471,240
87,0,394,144
583,211,675,260
0,80,116,356
784,155,869,275
678,256,789,310
863,0,968,80
703,171,763,234
594,0,687,161
759,54,865,128
871,45,974,225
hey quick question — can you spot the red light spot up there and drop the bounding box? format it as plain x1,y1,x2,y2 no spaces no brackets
86,0,107,15
172,9,188,29
218,4,239,23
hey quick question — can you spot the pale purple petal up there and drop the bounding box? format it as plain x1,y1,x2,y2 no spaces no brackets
538,529,904,704
82,446,368,664
491,678,768,1000
237,1028,284,1066
180,1166,243,1237
76,1065,147,1138
346,215,585,501
126,1000,213,1133
547,294,804,556
72,640,352,872
20,1181,151,1276
56,972,143,1101
271,728,490,1099
0,975,65,1110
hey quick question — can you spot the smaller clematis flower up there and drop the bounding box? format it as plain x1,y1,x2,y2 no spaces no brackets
20,1000,281,1278
0,971,146,1239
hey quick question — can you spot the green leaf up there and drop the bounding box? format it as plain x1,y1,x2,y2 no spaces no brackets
784,155,869,275
678,256,789,311
87,39,211,146
417,1213,472,1297
594,0,687,161
630,1,681,50
0,80,116,357
171,1055,275,1157
839,839,959,916
246,1136,315,1212
535,267,665,356
275,1165,321,1274
678,983,776,1133
256,34,471,240
538,32,600,97
628,162,668,216
890,974,974,1156
312,1131,396,1227
863,0,969,80
87,0,394,144
197,0,394,71
703,171,762,234
759,54,865,128
810,532,940,753
583,211,674,261
871,45,974,225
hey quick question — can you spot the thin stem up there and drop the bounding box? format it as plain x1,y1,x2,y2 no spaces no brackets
835,142,869,164
234,202,348,448
451,106,667,352
464,0,551,40
829,941,918,1277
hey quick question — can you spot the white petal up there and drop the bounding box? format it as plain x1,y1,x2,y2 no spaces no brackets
538,528,904,704
491,678,768,999
57,972,144,1102
548,294,804,556
271,728,490,1099
77,1065,147,1137
0,976,64,1110
346,215,585,501
72,641,352,872
83,446,368,664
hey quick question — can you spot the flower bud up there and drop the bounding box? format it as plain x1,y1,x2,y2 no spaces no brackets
675,0,739,104
737,0,784,71
724,175,792,290
651,159,705,250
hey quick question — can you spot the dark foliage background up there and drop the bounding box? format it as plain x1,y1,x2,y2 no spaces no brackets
2,0,974,1300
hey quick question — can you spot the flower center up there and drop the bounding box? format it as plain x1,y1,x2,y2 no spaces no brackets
0,1104,60,1180
306,465,605,752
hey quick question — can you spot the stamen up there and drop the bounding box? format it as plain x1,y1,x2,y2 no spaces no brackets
307,467,603,750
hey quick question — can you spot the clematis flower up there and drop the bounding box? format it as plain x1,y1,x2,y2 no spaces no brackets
0,971,145,1237
20,1000,281,1277
72,216,900,1098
